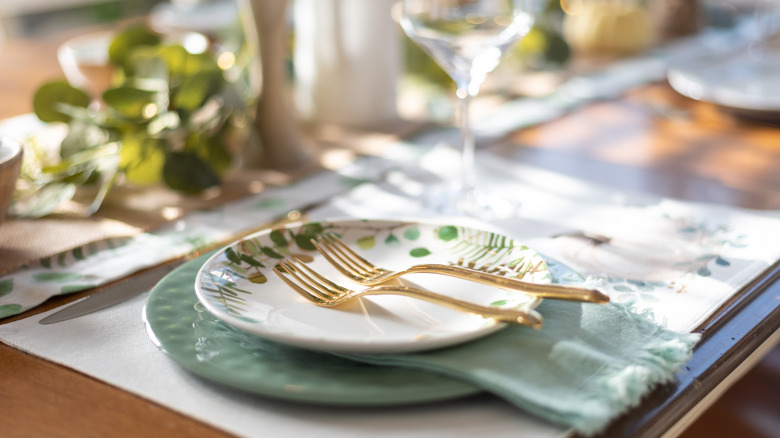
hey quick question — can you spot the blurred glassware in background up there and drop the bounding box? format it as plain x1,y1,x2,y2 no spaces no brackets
561,0,653,56
0,0,158,42
399,0,545,219
650,0,703,41
57,31,117,106
57,29,209,105
148,0,238,36
667,0,780,116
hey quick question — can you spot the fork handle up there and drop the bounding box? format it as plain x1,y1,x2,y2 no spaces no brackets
362,285,543,328
402,264,609,304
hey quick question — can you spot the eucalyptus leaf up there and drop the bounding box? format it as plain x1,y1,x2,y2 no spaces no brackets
186,132,232,176
260,246,284,259
102,87,158,119
109,25,161,72
269,230,288,247
147,112,181,136
174,69,224,112
158,45,216,79
157,44,190,78
303,223,325,234
120,136,166,185
52,102,96,122
126,47,170,83
25,24,248,218
33,81,90,123
10,182,78,218
294,234,318,251
240,254,265,267
224,247,242,265
162,151,219,193
60,121,111,158
38,143,111,186
85,153,120,215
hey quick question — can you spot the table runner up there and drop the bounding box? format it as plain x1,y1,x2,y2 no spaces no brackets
0,15,760,278
0,113,326,276
3,140,779,328
1,141,779,437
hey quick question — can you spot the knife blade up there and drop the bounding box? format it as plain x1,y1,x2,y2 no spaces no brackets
38,212,297,325
37,176,374,325
38,262,181,325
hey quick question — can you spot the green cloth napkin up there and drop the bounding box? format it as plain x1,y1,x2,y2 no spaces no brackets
338,267,701,436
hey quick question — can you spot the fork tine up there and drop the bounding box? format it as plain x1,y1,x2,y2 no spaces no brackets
276,260,337,302
325,234,382,273
311,237,363,277
312,236,365,277
275,259,542,326
273,263,327,304
320,234,372,272
289,257,352,298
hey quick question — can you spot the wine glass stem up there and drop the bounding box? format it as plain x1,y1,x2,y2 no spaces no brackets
457,88,477,198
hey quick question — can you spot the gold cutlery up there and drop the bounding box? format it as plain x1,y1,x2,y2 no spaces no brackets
311,234,609,304
273,258,543,328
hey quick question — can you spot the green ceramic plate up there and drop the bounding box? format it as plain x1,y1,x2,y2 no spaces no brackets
143,253,481,406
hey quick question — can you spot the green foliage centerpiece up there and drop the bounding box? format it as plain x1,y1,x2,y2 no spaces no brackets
15,25,249,218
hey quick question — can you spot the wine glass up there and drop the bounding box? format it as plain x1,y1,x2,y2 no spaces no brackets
400,0,541,218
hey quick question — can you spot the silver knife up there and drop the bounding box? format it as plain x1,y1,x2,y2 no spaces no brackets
38,262,181,324
37,177,375,325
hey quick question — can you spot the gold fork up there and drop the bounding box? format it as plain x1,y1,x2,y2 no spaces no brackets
312,234,609,304
272,258,543,328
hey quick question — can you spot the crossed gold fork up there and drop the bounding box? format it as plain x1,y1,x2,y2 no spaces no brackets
272,258,543,328
311,234,609,304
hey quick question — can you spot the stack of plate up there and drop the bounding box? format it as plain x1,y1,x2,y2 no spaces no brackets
144,218,550,405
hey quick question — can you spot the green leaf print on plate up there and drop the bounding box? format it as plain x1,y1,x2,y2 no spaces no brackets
403,226,421,241
410,247,432,257
437,225,458,241
194,219,550,354
357,236,376,250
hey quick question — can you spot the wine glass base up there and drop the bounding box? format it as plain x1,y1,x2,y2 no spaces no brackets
423,182,519,220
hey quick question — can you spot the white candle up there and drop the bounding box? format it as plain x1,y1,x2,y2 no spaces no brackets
294,0,400,129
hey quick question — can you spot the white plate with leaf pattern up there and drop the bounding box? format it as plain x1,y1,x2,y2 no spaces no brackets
194,218,549,353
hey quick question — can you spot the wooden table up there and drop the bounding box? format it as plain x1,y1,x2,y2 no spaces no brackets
1,29,778,438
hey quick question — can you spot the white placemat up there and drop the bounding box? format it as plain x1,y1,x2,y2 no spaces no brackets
2,145,780,437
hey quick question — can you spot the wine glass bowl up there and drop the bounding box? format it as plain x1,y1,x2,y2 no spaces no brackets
57,29,210,105
399,0,540,218
400,2,533,94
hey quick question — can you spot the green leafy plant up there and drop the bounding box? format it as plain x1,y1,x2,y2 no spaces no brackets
13,25,250,218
